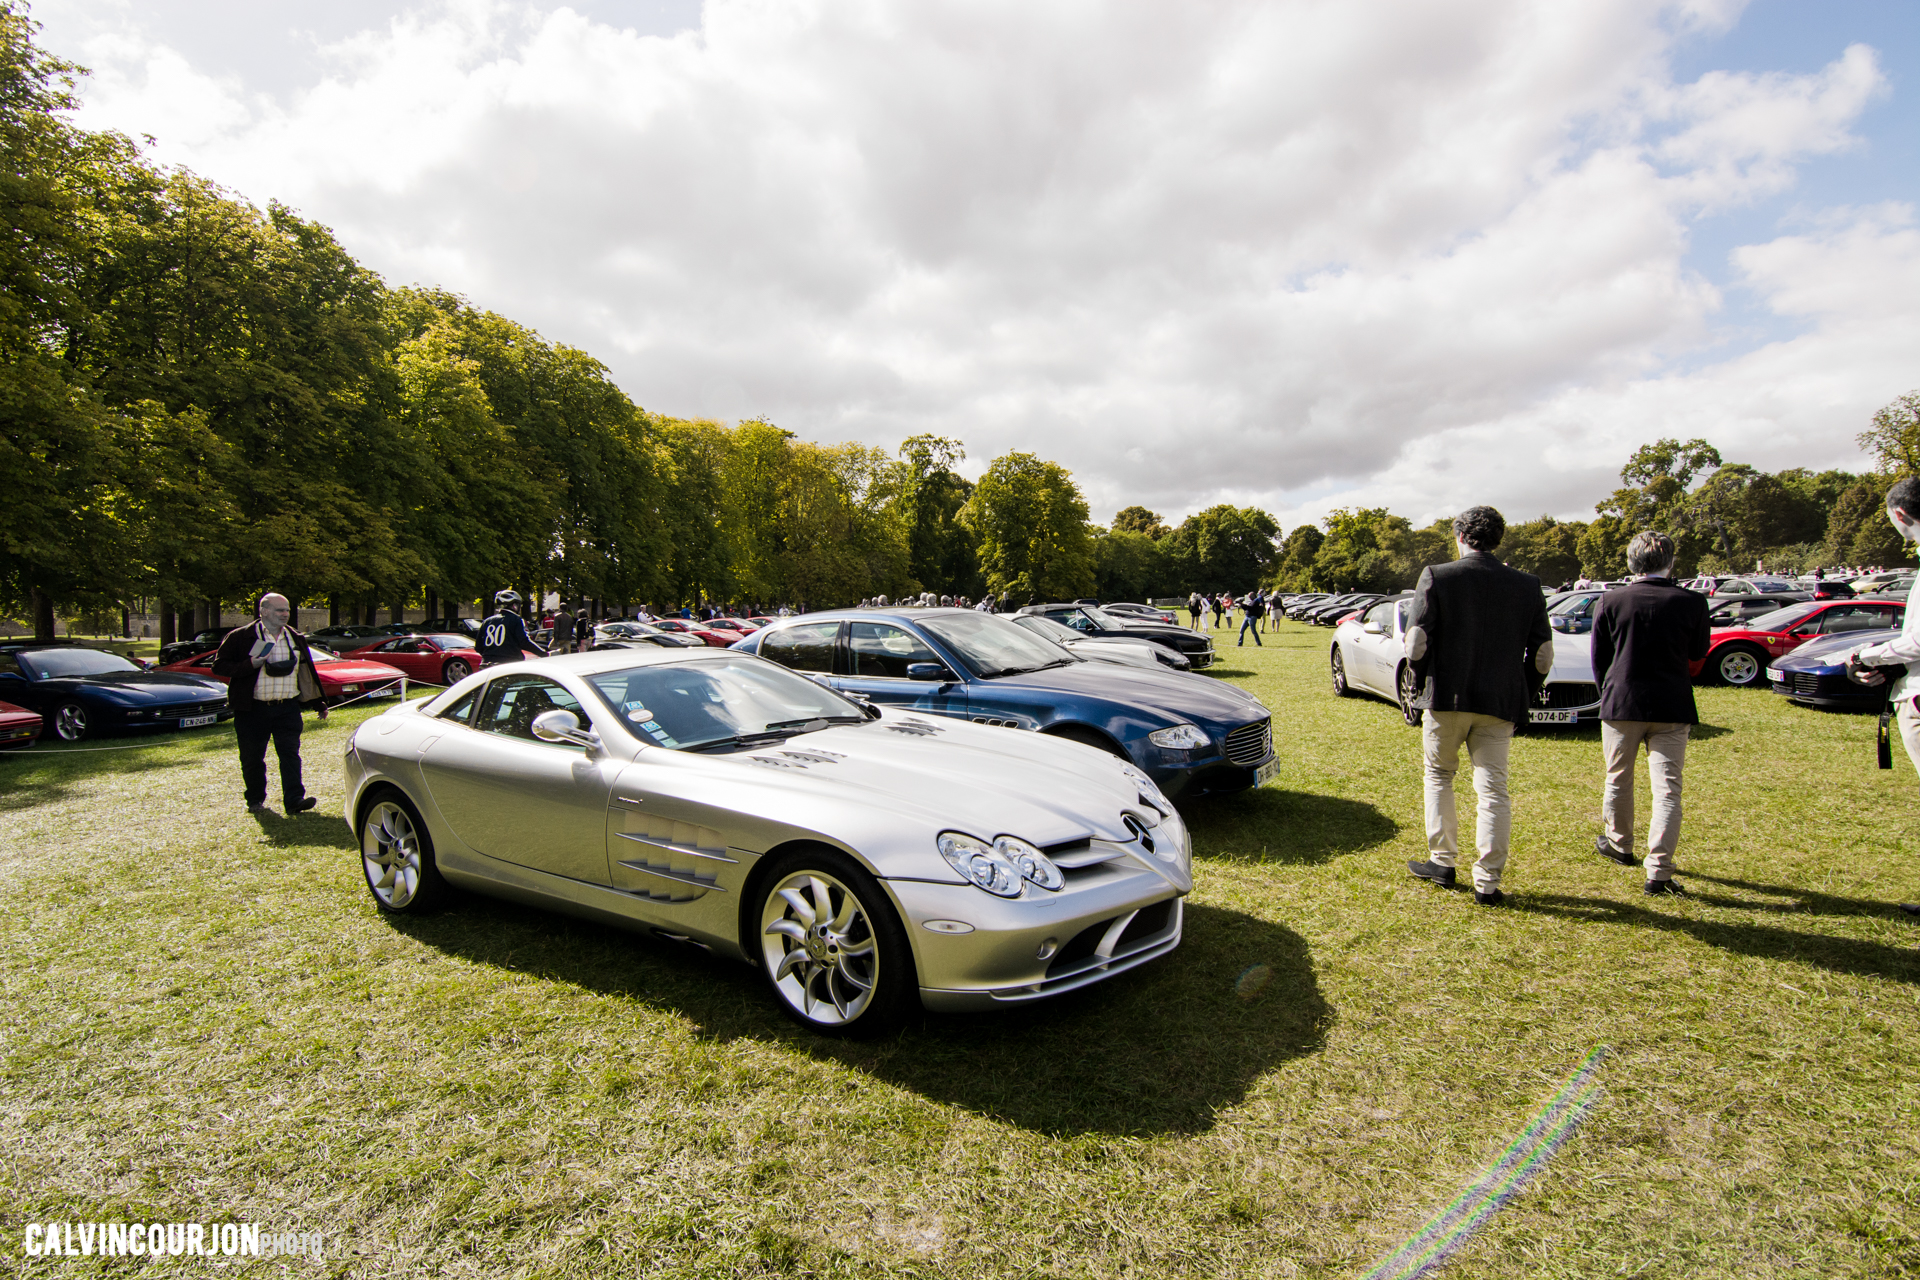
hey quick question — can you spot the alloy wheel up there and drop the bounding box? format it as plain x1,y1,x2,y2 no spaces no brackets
760,871,880,1028
362,800,425,909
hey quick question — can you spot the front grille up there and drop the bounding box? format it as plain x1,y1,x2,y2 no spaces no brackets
1046,898,1179,978
1536,683,1598,710
1224,717,1271,766
1792,673,1823,696
152,699,227,717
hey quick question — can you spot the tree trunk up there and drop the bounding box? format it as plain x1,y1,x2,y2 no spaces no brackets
329,594,340,626
159,600,176,646
425,589,439,623
31,587,54,641
121,605,131,638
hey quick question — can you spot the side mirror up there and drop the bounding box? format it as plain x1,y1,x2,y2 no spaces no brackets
907,663,954,681
1361,621,1384,635
532,708,598,748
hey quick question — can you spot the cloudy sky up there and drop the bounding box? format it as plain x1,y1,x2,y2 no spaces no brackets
27,0,1920,531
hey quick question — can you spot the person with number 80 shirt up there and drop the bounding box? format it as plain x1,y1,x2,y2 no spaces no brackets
477,591,547,667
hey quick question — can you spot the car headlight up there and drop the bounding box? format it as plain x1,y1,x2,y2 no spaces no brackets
937,832,1024,897
994,835,1064,892
1119,764,1173,818
1148,723,1210,750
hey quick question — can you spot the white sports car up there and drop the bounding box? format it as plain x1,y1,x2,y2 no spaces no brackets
344,648,1191,1035
1328,593,1600,726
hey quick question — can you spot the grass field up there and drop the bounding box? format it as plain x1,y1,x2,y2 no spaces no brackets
2,622,1917,1278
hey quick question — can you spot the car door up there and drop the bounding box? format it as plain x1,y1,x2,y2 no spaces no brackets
1349,600,1397,694
833,621,969,719
417,673,617,884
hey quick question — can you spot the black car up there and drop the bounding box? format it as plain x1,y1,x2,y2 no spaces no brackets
1708,596,1793,627
1306,593,1384,626
311,624,392,644
158,626,238,666
1017,604,1216,668
417,616,483,638
0,646,230,742
736,608,1273,799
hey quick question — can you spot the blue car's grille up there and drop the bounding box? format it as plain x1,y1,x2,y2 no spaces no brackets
1225,717,1271,766
149,699,228,717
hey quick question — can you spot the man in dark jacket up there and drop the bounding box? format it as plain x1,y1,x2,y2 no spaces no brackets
1590,531,1710,895
1403,506,1554,905
1238,588,1265,646
478,591,546,667
212,592,327,814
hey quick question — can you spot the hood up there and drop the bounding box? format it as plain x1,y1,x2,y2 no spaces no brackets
58,671,227,700
986,660,1265,723
318,659,408,679
1777,628,1900,670
1546,632,1595,683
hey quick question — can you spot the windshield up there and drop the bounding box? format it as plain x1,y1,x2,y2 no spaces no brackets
585,655,864,751
308,644,338,661
921,613,1076,678
1749,579,1800,594
1549,594,1596,616
1012,614,1087,645
1080,606,1136,630
431,635,477,649
1746,602,1821,632
19,649,140,678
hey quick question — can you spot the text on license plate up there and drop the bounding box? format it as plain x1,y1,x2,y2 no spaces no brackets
1254,757,1280,787
180,714,217,728
1766,667,1783,682
1532,709,1577,724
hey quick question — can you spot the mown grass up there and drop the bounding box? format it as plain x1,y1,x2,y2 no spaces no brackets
1,625,1916,1278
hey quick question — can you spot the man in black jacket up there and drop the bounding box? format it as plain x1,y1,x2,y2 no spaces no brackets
1404,507,1553,905
1590,531,1711,895
478,591,546,667
212,593,328,815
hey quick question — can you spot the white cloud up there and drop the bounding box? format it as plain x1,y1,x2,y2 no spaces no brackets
38,0,1916,532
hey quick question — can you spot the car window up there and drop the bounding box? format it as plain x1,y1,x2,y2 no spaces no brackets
475,675,586,744
920,612,1074,678
1818,605,1900,635
15,649,139,678
760,621,840,673
585,656,863,751
436,687,481,725
1012,615,1084,645
1749,602,1820,632
1361,601,1395,627
848,622,942,678
0,654,20,677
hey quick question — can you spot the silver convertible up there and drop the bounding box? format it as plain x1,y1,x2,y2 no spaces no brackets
1328,592,1601,726
344,648,1191,1035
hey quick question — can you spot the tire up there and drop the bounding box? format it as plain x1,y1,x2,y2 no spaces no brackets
358,790,447,914
441,658,473,684
52,701,90,742
1714,644,1768,688
1396,663,1422,727
1050,725,1129,759
755,847,916,1036
1331,648,1354,697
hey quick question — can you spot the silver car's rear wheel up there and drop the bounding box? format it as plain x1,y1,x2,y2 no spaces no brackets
360,794,445,914
757,850,913,1036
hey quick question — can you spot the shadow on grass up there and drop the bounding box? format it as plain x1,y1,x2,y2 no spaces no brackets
250,809,358,850
1515,892,1919,984
0,729,235,812
1186,788,1399,864
391,898,1329,1137
1682,871,1920,921
1517,721,1731,742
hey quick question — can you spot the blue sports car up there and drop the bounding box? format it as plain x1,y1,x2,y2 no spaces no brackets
0,645,231,742
1766,628,1901,710
732,608,1276,799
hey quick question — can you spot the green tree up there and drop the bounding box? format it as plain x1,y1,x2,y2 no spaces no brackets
1161,505,1280,592
1501,516,1585,585
896,434,980,596
962,451,1095,601
1858,391,1920,476
1271,525,1324,590
1091,527,1166,600
1111,505,1169,539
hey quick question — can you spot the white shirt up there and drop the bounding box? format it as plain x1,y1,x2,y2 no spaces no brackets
1856,573,1920,702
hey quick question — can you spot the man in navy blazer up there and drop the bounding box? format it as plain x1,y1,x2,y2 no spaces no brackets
1404,506,1554,905
1590,531,1711,895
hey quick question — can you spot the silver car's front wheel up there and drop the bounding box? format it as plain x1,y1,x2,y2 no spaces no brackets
757,851,913,1036
360,794,445,914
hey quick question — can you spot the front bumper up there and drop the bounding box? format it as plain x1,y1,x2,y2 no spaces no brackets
1769,669,1884,710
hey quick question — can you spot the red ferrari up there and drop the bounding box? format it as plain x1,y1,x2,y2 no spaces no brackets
703,617,763,638
159,646,409,704
343,633,502,685
1693,598,1906,687
650,618,739,647
0,699,42,748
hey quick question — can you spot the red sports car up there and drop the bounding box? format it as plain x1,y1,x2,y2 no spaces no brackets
0,699,42,748
344,633,502,685
1693,598,1906,687
703,617,764,637
159,646,409,704
650,618,739,647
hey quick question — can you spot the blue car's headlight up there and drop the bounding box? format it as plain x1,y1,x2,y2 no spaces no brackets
1148,724,1209,750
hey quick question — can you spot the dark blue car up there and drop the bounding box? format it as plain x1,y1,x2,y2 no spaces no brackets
1767,628,1901,710
733,608,1276,799
0,646,231,742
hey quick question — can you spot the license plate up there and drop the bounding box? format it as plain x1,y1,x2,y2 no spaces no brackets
1254,757,1280,787
1766,667,1783,682
180,714,217,728
1531,709,1577,725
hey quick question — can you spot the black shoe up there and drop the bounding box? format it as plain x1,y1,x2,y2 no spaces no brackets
1408,860,1457,887
285,796,318,815
1475,889,1505,906
1593,834,1637,867
1644,878,1686,896
1898,903,1920,917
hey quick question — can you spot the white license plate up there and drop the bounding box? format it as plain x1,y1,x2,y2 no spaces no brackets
180,714,217,728
1254,757,1280,787
1531,709,1578,724
1766,667,1783,682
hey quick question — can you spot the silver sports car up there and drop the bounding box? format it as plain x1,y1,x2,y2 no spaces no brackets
344,648,1191,1035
